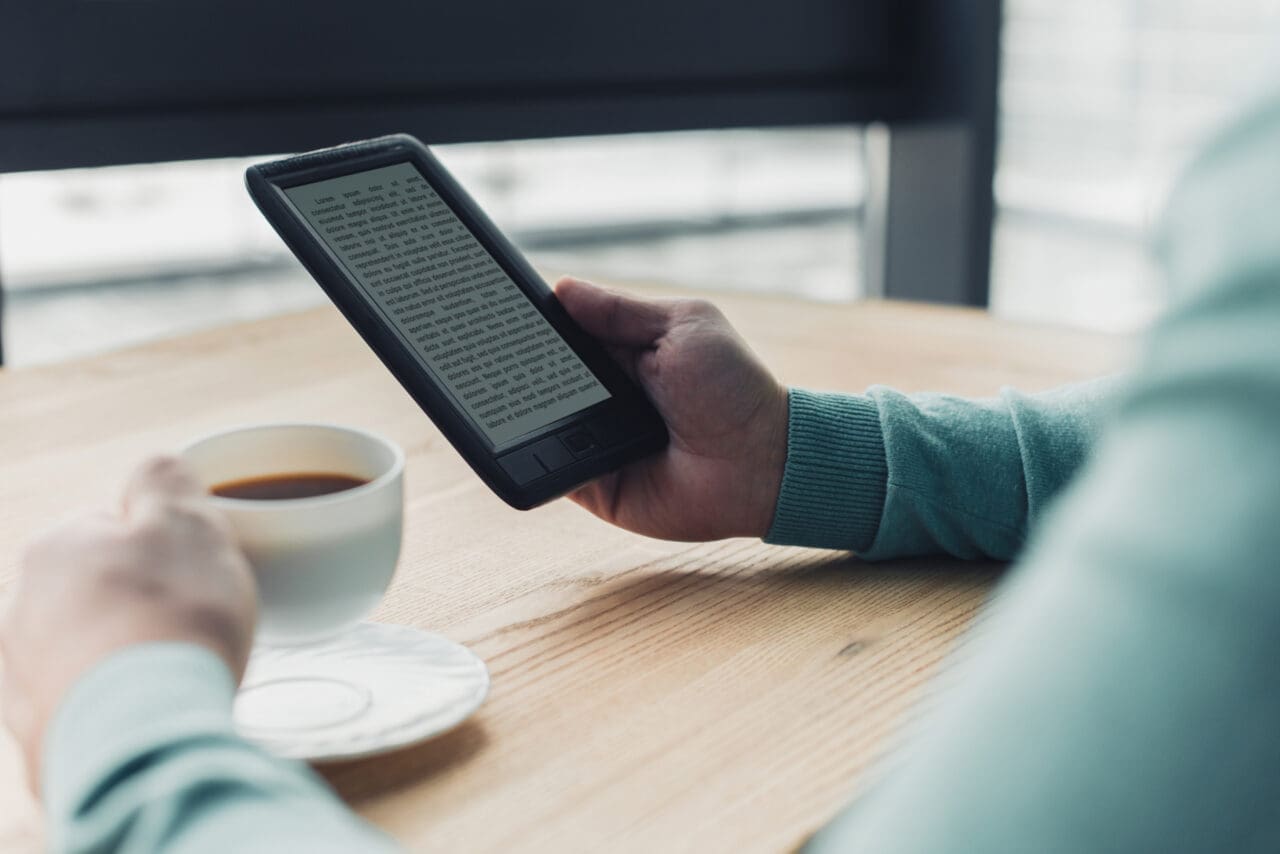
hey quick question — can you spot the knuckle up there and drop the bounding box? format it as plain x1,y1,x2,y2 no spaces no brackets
139,454,184,480
682,298,723,322
149,453,185,472
134,454,200,496
128,510,169,540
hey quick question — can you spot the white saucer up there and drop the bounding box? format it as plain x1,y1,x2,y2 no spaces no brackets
233,622,489,762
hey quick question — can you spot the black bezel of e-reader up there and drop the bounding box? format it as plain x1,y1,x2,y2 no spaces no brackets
245,134,667,510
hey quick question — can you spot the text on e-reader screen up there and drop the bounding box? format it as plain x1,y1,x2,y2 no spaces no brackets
284,162,611,446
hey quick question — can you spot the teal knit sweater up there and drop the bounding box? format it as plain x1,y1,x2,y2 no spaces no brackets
42,84,1280,854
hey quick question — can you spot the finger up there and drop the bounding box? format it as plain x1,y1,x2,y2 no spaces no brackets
122,455,204,520
554,277,673,348
566,482,599,513
565,471,618,520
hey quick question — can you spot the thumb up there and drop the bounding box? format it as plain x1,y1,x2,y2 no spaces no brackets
122,455,205,520
554,277,674,348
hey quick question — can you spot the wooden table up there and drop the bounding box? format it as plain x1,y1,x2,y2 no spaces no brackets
0,285,1127,852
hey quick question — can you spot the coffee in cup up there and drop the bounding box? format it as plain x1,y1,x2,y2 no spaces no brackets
211,473,370,501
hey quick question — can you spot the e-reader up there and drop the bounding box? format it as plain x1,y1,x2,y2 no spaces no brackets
245,134,668,509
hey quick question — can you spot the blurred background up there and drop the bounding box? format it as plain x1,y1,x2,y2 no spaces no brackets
2,0,1279,366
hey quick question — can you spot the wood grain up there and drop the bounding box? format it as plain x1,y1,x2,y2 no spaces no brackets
0,284,1129,852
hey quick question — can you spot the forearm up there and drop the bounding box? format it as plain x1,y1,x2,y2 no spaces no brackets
806,87,1280,852
766,378,1118,559
44,644,396,854
806,304,1280,854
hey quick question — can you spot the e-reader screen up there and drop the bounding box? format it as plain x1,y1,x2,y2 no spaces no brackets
282,162,611,447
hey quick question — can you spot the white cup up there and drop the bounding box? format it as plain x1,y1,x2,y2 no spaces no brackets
182,423,405,645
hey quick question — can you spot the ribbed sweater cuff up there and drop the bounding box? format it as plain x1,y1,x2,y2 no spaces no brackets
764,388,888,551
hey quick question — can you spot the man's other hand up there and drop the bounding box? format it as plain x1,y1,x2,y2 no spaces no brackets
0,456,256,790
554,277,788,541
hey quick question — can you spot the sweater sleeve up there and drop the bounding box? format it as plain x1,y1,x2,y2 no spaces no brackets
765,379,1118,560
803,86,1280,853
43,643,398,854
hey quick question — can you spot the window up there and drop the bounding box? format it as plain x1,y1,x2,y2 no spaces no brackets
991,0,1280,331
0,129,862,366
3,1,1278,364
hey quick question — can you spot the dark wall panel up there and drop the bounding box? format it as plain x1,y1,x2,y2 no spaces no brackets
1,0,895,112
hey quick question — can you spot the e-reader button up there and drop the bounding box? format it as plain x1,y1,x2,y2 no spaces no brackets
529,437,575,472
561,429,598,457
498,450,547,485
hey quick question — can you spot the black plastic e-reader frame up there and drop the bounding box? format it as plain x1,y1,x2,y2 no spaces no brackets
245,134,667,509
